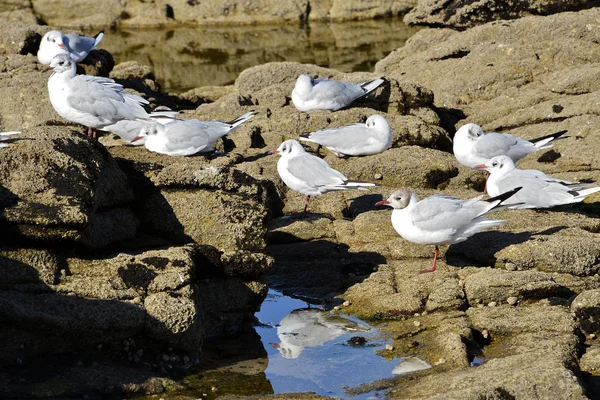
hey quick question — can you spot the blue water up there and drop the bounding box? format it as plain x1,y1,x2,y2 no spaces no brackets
254,290,400,399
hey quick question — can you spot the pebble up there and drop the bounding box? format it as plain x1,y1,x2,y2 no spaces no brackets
413,321,421,327
482,329,489,339
342,300,351,307
374,173,383,180
507,296,518,306
333,306,341,311
589,333,596,340
385,344,394,351
505,262,516,271
487,301,497,307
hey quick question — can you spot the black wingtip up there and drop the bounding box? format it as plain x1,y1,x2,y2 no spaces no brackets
299,132,310,138
486,186,522,205
531,129,568,144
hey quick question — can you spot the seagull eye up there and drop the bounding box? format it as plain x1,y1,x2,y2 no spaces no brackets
492,161,498,167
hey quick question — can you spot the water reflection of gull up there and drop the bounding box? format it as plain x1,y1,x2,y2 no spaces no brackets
272,308,370,359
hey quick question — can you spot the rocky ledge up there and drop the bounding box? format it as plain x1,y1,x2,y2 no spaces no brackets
1,4,600,400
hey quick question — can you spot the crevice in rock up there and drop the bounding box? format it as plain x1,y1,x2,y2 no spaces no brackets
165,4,175,20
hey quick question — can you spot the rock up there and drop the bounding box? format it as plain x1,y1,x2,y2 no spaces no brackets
0,127,137,248
31,0,417,29
404,0,598,30
580,344,600,398
463,268,570,305
571,290,600,335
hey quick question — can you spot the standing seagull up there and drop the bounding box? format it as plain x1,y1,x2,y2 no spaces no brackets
131,111,257,156
299,114,392,157
478,155,600,209
38,30,104,65
453,123,567,169
46,53,150,139
0,131,20,148
376,187,521,273
292,74,384,112
272,139,376,213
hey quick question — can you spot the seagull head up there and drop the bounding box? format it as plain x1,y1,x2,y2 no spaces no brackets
365,114,390,131
456,123,484,142
270,139,305,157
476,155,515,174
131,123,159,143
45,53,74,74
294,74,316,96
43,30,67,49
375,189,415,209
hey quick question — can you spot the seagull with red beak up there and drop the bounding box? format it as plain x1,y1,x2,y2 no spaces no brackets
375,187,521,273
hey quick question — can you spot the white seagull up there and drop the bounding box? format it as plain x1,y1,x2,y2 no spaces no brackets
453,123,568,169
299,114,392,157
272,139,376,213
376,187,521,273
131,111,257,156
38,30,104,65
46,53,150,139
0,131,21,148
477,155,600,209
103,107,181,145
291,74,384,112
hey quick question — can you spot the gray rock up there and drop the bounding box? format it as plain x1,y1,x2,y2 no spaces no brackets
404,0,598,30
571,290,600,335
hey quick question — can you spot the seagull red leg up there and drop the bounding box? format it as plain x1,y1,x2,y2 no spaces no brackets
419,246,439,274
302,195,311,214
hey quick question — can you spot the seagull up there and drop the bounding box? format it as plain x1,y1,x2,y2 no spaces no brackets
299,114,392,157
103,106,180,145
376,187,521,273
272,139,376,213
291,74,384,112
477,155,600,209
46,53,150,139
453,123,567,169
38,30,104,65
131,111,257,156
0,131,21,148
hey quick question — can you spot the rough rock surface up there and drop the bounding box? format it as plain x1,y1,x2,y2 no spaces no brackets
1,3,600,399
404,0,600,30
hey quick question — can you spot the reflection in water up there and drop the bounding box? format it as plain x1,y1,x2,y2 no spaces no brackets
255,290,397,399
99,18,421,92
273,308,370,359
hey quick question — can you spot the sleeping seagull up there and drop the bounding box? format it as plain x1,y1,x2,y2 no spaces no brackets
299,114,392,157
453,123,567,169
376,187,521,273
131,111,257,156
46,53,150,139
103,106,181,145
38,30,104,65
478,155,600,209
291,74,384,112
272,139,376,213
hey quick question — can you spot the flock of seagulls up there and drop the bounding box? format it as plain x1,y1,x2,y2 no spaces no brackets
1,29,597,273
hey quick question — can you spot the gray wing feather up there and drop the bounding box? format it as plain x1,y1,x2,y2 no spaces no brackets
411,196,488,233
287,155,347,187
306,124,367,147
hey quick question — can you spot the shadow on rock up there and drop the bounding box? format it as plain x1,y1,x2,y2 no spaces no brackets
446,226,568,267
267,239,387,302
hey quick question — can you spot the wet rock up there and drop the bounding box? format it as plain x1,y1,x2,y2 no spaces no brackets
571,290,600,335
404,0,597,30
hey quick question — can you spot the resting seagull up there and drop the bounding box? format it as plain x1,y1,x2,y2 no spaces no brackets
46,53,150,139
38,30,104,65
477,155,600,209
299,114,392,157
291,74,384,112
272,139,376,213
